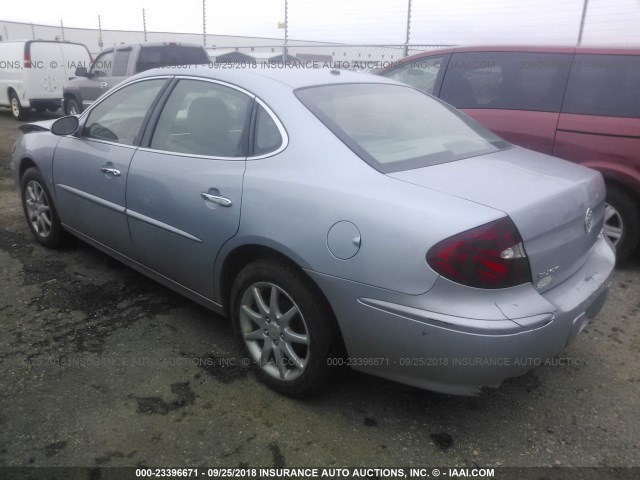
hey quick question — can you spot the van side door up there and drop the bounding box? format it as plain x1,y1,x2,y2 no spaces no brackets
439,51,572,154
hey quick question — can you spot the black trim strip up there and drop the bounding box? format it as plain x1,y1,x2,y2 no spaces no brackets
556,128,640,140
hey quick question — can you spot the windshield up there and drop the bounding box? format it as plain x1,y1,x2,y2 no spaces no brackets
295,83,511,173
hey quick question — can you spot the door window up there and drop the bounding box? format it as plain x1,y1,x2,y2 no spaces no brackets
440,52,572,112
150,79,253,157
112,49,131,76
83,79,166,145
382,56,444,94
92,51,114,77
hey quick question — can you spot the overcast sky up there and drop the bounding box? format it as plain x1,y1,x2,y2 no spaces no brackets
2,0,639,45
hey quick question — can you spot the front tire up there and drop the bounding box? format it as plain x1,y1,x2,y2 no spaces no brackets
21,167,65,248
604,186,640,262
230,259,340,397
65,98,81,116
10,92,28,120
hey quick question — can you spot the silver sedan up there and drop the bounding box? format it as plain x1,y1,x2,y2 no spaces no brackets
10,66,615,397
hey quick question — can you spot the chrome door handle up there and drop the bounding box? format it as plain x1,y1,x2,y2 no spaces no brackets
201,192,232,207
100,167,121,176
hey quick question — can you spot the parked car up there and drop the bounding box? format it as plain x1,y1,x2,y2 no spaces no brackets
11,67,614,397
0,40,92,120
63,42,209,115
379,46,640,261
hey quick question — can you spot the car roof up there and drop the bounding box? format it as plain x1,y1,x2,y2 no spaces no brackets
133,65,400,91
395,44,640,65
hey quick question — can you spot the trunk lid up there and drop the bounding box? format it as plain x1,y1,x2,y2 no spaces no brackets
389,147,607,292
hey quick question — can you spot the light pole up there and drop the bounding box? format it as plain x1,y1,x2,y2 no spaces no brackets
577,0,589,45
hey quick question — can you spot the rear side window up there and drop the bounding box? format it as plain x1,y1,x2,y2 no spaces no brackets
253,105,283,156
112,50,131,76
440,52,572,112
382,56,444,95
150,79,252,157
562,54,640,118
137,46,210,72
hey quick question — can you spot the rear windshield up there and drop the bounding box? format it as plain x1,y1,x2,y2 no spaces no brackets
295,83,511,173
136,46,209,72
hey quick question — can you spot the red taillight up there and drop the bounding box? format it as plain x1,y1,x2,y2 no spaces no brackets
426,217,531,289
24,51,31,68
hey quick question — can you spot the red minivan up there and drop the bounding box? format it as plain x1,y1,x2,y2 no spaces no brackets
379,46,640,261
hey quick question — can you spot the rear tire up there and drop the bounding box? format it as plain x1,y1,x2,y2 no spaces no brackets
21,167,65,249
10,91,28,120
604,186,640,262
230,259,341,397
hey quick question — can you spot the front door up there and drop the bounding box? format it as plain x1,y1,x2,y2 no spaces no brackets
53,78,168,257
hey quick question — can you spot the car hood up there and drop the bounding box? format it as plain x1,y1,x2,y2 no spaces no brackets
18,119,57,134
388,147,607,292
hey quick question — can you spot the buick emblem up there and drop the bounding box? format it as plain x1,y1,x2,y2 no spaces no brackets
584,208,594,234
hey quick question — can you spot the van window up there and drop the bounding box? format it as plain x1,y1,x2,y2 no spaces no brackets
383,56,444,95
562,54,640,118
112,50,131,76
440,52,572,112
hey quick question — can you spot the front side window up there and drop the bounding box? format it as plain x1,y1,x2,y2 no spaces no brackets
296,83,510,173
92,51,114,77
440,52,572,112
383,56,444,95
563,54,640,118
150,79,253,157
83,79,166,145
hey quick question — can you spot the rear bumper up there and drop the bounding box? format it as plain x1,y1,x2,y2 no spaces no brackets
307,236,615,395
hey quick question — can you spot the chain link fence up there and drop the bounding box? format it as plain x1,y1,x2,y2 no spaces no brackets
208,44,454,72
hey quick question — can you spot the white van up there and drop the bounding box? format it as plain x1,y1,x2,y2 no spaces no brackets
0,40,92,120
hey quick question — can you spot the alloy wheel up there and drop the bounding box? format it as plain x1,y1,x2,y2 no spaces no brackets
239,282,310,382
604,202,623,246
25,180,53,238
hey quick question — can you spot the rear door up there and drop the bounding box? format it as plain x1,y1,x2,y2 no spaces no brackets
59,43,92,82
27,41,65,101
126,78,253,299
53,78,168,257
439,51,572,154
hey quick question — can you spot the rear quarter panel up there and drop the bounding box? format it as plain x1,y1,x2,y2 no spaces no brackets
218,86,505,298
554,114,640,191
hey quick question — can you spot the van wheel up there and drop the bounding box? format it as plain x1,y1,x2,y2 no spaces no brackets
65,98,81,116
230,259,340,397
10,92,28,120
604,186,640,262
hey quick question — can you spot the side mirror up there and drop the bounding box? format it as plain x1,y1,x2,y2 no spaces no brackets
75,66,89,77
51,116,80,136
